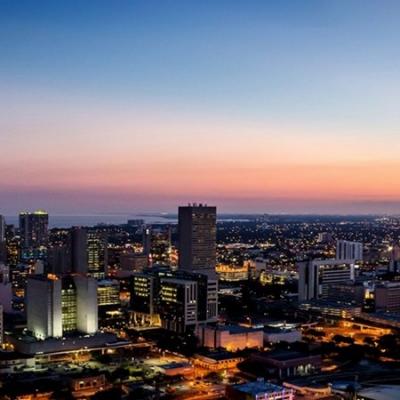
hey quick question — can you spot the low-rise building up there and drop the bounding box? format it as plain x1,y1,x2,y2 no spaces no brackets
226,380,294,400
192,351,244,371
251,350,322,379
197,324,263,351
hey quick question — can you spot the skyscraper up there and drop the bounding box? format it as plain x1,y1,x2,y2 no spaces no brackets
0,215,5,243
87,230,108,279
19,210,49,249
0,215,6,263
70,227,88,274
178,204,216,275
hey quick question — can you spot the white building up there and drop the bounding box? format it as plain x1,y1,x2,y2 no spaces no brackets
197,324,264,351
336,240,363,262
298,259,355,302
26,274,98,339
26,275,63,339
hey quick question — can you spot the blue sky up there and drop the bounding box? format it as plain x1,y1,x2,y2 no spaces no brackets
1,1,400,214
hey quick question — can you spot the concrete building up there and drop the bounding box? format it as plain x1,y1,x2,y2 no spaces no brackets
197,324,264,351
178,204,216,276
375,281,400,312
336,240,363,262
26,274,63,339
74,275,98,334
298,259,355,301
26,274,98,339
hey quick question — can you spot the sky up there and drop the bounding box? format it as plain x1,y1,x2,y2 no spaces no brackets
1,0,400,215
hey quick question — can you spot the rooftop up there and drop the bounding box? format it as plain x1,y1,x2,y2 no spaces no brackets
232,380,287,395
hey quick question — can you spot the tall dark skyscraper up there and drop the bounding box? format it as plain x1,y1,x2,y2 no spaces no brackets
19,210,49,249
70,227,88,274
178,204,216,275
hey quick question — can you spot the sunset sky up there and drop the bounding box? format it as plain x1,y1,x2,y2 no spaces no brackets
1,1,400,214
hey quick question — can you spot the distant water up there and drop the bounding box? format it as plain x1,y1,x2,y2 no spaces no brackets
4,214,177,229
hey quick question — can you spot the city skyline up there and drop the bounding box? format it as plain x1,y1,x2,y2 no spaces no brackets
2,1,400,214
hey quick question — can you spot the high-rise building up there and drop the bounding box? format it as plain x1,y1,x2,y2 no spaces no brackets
47,227,88,275
0,263,13,313
0,304,3,346
26,274,98,339
97,279,121,327
87,230,108,279
178,204,216,276
298,259,355,302
19,210,49,249
0,215,5,243
389,245,400,274
26,274,63,339
336,240,363,262
130,268,218,333
159,278,198,333
70,227,88,274
142,225,172,266
0,216,6,263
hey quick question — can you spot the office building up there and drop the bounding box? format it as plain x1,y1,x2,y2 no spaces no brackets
97,279,121,326
178,204,216,276
26,274,98,339
130,268,218,332
87,230,108,279
298,259,355,301
375,281,400,312
142,225,172,266
336,240,363,262
159,278,198,333
19,210,49,249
